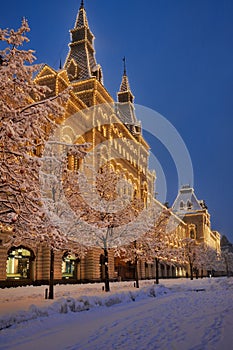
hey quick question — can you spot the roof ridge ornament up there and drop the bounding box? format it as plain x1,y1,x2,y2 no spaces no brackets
80,0,84,9
123,56,127,76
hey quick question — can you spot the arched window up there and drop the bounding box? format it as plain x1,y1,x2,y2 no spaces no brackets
7,247,35,279
190,230,195,239
189,225,196,239
187,201,193,210
180,201,184,210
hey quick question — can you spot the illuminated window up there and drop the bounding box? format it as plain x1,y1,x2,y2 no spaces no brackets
62,253,77,279
7,247,34,279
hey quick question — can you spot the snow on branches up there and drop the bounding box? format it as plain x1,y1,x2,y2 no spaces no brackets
62,164,145,248
0,20,77,251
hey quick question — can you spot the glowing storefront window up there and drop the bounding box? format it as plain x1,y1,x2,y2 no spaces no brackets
7,247,33,279
62,253,76,279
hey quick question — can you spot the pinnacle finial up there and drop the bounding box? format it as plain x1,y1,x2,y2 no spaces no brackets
123,56,127,75
80,0,84,9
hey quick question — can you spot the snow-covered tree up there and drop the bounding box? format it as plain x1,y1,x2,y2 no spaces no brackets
219,236,233,277
116,207,172,286
219,249,233,277
141,209,178,284
0,20,68,239
0,20,88,298
179,239,222,279
0,20,86,240
195,243,219,277
63,164,146,291
179,238,200,280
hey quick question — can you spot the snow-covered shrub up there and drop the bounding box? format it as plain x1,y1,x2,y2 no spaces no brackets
104,296,122,307
148,286,156,297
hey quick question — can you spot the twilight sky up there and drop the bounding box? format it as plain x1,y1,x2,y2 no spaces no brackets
1,0,233,241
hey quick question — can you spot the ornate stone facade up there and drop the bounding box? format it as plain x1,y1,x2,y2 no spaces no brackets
172,185,221,252
0,1,220,286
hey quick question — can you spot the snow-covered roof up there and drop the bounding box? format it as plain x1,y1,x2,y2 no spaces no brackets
117,102,138,126
172,185,204,214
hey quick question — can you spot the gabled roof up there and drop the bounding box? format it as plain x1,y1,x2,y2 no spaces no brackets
35,65,57,80
172,185,204,214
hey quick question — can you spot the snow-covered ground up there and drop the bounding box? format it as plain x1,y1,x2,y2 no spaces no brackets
0,277,233,350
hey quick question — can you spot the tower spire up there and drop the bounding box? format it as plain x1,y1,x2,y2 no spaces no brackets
64,2,103,82
117,59,140,134
75,0,88,28
118,57,132,96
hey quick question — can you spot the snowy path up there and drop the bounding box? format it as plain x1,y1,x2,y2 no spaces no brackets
0,278,233,349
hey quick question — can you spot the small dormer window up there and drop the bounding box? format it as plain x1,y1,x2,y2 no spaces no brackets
187,201,192,210
180,201,184,210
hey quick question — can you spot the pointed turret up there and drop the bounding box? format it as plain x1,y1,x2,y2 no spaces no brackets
75,0,88,28
117,58,141,135
118,57,134,103
64,0,103,82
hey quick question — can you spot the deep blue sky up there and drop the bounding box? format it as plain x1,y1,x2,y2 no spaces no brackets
1,0,232,241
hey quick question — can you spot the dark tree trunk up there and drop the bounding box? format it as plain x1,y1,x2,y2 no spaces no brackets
225,258,230,278
135,255,139,288
134,241,139,288
48,248,54,299
190,263,193,280
155,257,159,284
104,248,110,292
